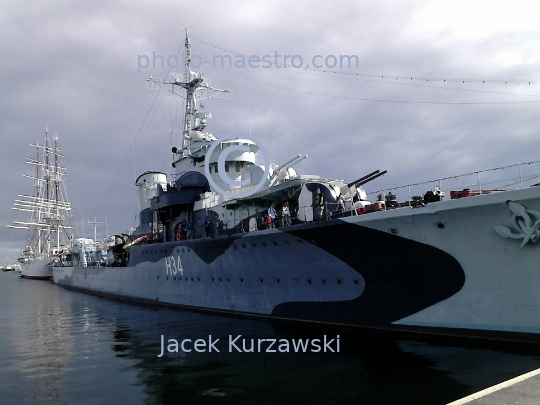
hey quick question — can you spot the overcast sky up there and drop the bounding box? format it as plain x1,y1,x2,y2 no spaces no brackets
1,0,539,263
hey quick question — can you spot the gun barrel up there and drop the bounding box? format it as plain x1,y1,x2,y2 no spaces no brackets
283,154,307,171
357,170,387,186
347,170,379,188
276,154,302,172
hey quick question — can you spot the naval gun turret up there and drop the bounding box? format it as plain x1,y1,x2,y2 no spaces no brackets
267,154,308,187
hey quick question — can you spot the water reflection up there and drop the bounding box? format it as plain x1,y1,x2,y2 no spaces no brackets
95,303,540,405
1,271,539,405
0,274,73,404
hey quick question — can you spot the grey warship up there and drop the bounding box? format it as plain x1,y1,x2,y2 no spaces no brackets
53,32,540,342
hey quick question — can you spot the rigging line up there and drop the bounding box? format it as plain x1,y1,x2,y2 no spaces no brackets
262,67,540,98
90,90,161,219
191,36,539,85
221,69,540,105
90,39,188,220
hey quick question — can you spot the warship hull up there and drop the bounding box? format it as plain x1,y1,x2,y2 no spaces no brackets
53,186,540,340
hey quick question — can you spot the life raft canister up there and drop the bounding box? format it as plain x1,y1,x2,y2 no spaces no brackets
176,232,182,241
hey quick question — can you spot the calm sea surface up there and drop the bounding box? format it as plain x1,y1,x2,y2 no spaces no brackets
1,271,539,405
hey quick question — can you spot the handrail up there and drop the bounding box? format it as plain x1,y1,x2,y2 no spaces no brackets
368,160,540,199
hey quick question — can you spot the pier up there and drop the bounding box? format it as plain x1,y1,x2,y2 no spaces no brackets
448,367,540,405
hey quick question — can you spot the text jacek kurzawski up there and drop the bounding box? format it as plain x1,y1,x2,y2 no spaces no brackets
158,335,340,357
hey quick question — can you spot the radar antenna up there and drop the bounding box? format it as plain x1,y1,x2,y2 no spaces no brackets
146,29,232,156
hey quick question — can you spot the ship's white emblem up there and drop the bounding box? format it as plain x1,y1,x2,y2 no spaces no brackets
494,201,540,248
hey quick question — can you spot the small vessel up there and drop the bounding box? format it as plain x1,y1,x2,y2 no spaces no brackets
1,258,13,272
7,129,73,280
53,32,540,342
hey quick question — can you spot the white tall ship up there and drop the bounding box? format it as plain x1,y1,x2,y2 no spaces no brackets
7,129,73,280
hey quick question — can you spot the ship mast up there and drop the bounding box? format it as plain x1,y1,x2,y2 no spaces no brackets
44,129,51,255
146,29,232,158
7,128,73,257
53,134,61,250
35,139,42,254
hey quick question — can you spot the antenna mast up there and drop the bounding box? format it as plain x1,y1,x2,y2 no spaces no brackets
146,29,232,157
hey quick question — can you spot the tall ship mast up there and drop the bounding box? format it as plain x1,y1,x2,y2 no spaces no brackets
53,32,540,343
7,128,73,280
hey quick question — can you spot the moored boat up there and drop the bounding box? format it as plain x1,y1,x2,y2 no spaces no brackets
7,129,73,280
53,32,540,342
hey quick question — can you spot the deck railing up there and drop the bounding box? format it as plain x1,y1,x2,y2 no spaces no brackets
368,160,540,206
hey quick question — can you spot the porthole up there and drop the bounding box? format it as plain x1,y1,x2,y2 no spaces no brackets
336,278,342,285
273,241,277,246
321,279,327,284
197,277,201,281
211,277,215,282
234,245,237,249
157,276,159,280
259,278,264,283
182,249,185,253
262,242,266,247
293,278,299,283
173,276,176,280
389,228,398,235
353,279,359,285
436,222,445,229
242,244,246,248
240,277,244,282
276,278,281,283
191,277,194,281
307,278,312,284
227,277,230,282
285,240,290,245
219,278,222,282
252,243,256,247
297,239,303,244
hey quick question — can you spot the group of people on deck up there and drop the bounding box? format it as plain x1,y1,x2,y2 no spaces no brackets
203,216,223,237
176,188,326,238
248,201,293,232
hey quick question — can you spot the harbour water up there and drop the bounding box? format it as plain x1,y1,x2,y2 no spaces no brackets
1,271,539,405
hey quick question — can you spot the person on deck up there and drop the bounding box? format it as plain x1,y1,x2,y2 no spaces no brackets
203,216,211,237
268,204,277,229
313,188,324,220
187,220,194,239
282,201,291,226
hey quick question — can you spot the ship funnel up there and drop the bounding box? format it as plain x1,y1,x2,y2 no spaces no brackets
135,171,167,233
